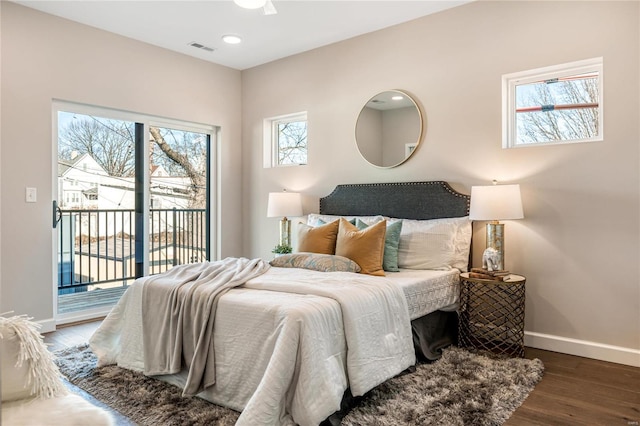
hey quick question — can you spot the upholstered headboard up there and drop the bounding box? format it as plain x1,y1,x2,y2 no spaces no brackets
319,181,470,220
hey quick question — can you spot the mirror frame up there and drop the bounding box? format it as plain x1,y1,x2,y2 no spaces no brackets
355,90,424,168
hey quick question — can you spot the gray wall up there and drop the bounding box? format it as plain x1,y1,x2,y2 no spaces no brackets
242,1,640,364
0,3,243,327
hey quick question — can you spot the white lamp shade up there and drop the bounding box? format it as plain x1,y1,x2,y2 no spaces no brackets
267,192,303,218
469,184,524,221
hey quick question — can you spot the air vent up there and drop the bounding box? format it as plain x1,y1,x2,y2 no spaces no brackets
188,42,215,53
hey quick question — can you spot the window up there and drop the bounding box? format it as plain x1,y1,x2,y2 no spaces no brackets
264,112,307,167
502,57,603,148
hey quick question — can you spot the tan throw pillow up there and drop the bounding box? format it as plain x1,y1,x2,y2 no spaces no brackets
297,219,339,254
335,217,386,276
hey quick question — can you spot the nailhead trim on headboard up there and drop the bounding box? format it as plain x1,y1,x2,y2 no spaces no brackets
319,181,470,220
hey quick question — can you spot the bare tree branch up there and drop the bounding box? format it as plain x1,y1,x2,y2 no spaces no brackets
517,77,598,144
149,126,206,207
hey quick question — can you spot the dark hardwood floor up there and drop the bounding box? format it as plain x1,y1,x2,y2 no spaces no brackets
507,348,639,426
45,320,640,425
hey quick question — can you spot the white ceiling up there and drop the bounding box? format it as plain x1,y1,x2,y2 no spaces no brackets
13,0,471,70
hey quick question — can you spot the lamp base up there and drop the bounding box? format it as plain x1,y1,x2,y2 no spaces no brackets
486,222,505,271
279,217,292,248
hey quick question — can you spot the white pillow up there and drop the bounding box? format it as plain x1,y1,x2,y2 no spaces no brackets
1,327,33,401
0,315,68,402
307,213,384,227
448,216,472,271
389,216,471,271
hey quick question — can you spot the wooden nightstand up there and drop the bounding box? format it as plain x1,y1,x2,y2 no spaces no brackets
458,272,526,357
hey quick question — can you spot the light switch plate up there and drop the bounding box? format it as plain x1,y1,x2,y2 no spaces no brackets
26,187,37,203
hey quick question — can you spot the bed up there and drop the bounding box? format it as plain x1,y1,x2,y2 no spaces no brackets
89,181,471,426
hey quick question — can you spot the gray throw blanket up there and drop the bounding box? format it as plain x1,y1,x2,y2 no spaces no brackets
141,257,270,396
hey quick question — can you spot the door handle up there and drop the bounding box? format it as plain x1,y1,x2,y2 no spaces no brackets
52,200,62,228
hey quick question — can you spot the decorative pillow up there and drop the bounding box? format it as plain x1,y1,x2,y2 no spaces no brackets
297,220,339,254
307,214,384,228
393,218,459,270
0,315,67,402
270,253,361,273
389,216,471,271
1,328,32,401
355,218,403,272
450,217,472,271
335,218,386,276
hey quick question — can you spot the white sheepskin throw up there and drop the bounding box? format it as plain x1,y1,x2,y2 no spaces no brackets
1,314,114,426
2,393,114,426
0,314,67,401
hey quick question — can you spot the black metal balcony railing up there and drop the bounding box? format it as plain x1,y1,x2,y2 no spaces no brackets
57,208,207,295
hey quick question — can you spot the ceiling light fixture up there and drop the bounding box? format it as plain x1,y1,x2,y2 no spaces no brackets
392,95,404,101
233,0,267,9
222,34,242,45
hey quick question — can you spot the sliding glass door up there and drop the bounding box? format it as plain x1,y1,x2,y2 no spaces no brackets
54,103,215,322
147,124,210,275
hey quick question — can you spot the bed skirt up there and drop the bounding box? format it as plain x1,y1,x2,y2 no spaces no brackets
411,309,459,361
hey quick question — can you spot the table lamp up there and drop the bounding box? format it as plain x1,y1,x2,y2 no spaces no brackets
469,182,524,271
267,191,303,249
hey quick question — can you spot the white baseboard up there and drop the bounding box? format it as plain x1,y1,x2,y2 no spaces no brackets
37,318,57,334
55,307,112,327
525,331,640,367
37,307,111,333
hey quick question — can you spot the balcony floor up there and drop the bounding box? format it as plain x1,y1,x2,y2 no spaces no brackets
58,286,128,315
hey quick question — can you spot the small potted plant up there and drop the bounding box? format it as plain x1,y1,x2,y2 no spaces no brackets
271,244,292,257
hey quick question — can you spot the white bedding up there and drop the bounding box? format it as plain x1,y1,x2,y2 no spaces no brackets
89,266,458,426
391,268,460,319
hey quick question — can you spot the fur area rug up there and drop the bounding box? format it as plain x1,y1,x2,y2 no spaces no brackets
55,345,543,426
341,347,544,425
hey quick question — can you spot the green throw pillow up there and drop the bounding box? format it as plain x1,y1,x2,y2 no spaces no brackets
356,218,403,272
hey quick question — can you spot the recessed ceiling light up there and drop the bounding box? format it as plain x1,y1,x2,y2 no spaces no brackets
233,0,266,9
392,95,404,101
222,34,242,45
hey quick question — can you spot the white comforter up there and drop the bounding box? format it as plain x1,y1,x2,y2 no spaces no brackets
90,265,415,426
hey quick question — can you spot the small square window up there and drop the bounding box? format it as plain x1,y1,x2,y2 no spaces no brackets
502,58,603,148
264,112,307,167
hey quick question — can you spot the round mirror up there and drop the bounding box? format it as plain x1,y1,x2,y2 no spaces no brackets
355,90,423,168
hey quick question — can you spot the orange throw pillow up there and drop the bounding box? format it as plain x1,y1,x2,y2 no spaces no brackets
297,220,339,254
335,217,386,276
